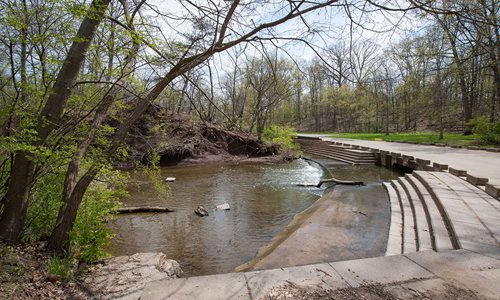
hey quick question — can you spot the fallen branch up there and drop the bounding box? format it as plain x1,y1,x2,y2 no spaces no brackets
115,206,174,214
297,178,364,188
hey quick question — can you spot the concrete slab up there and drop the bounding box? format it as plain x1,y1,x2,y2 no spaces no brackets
460,240,500,260
449,167,467,177
436,249,500,271
433,162,448,171
244,263,348,299
475,268,500,287
386,278,454,299
485,184,500,199
141,272,250,300
329,255,434,287
404,250,500,299
467,174,489,186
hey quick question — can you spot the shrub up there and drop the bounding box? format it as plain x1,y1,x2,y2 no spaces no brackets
468,116,500,145
262,125,301,157
69,168,127,264
24,172,65,241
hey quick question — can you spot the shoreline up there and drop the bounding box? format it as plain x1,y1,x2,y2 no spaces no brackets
113,153,294,170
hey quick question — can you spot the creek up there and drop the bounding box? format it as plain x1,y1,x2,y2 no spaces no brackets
107,158,400,276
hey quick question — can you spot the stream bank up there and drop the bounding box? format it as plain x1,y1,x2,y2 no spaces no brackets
113,109,282,169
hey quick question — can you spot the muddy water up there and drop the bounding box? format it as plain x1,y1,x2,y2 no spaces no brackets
108,159,328,276
108,158,401,277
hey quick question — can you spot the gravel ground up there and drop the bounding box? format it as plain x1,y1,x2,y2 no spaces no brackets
262,280,485,300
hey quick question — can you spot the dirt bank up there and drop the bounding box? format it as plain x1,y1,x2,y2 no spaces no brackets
113,108,281,168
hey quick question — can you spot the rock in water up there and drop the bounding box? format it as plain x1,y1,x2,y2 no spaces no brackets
83,252,181,300
195,206,209,216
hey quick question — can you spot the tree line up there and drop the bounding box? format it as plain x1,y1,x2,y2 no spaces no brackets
169,1,498,137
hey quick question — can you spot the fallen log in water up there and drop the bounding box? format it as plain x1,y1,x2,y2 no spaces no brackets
297,178,364,188
115,206,174,214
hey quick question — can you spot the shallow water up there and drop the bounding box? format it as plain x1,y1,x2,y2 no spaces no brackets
108,159,328,276
107,158,401,276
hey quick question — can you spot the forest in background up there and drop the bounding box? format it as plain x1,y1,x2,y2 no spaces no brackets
0,0,498,276
165,3,499,137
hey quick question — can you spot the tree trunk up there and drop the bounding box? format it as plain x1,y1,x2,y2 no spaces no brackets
47,168,96,253
47,10,141,253
0,154,35,241
0,0,111,242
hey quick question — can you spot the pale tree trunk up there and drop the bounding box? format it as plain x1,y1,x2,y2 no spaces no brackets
0,0,111,242
436,17,473,133
435,55,444,140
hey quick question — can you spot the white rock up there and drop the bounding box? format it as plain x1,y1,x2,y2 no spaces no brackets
216,203,230,210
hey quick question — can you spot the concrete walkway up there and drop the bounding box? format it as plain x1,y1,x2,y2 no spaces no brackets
141,249,500,299
298,134,500,187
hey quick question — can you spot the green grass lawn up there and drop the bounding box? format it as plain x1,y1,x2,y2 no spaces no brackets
301,132,495,148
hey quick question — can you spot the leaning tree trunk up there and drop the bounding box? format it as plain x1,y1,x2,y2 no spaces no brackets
46,72,177,252
47,168,97,253
47,39,141,253
0,0,111,242
46,0,341,252
47,39,215,251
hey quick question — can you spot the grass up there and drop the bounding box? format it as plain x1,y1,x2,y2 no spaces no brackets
47,256,74,282
301,131,496,148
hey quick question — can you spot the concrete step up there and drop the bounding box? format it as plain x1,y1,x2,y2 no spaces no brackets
443,173,500,214
304,148,377,162
305,151,376,163
413,171,500,252
398,177,433,251
305,151,355,164
391,180,417,253
422,172,500,251
382,182,403,256
305,151,375,165
405,174,455,252
304,146,376,158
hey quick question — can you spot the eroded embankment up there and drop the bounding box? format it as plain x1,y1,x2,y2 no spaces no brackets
112,108,279,168
236,184,390,272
